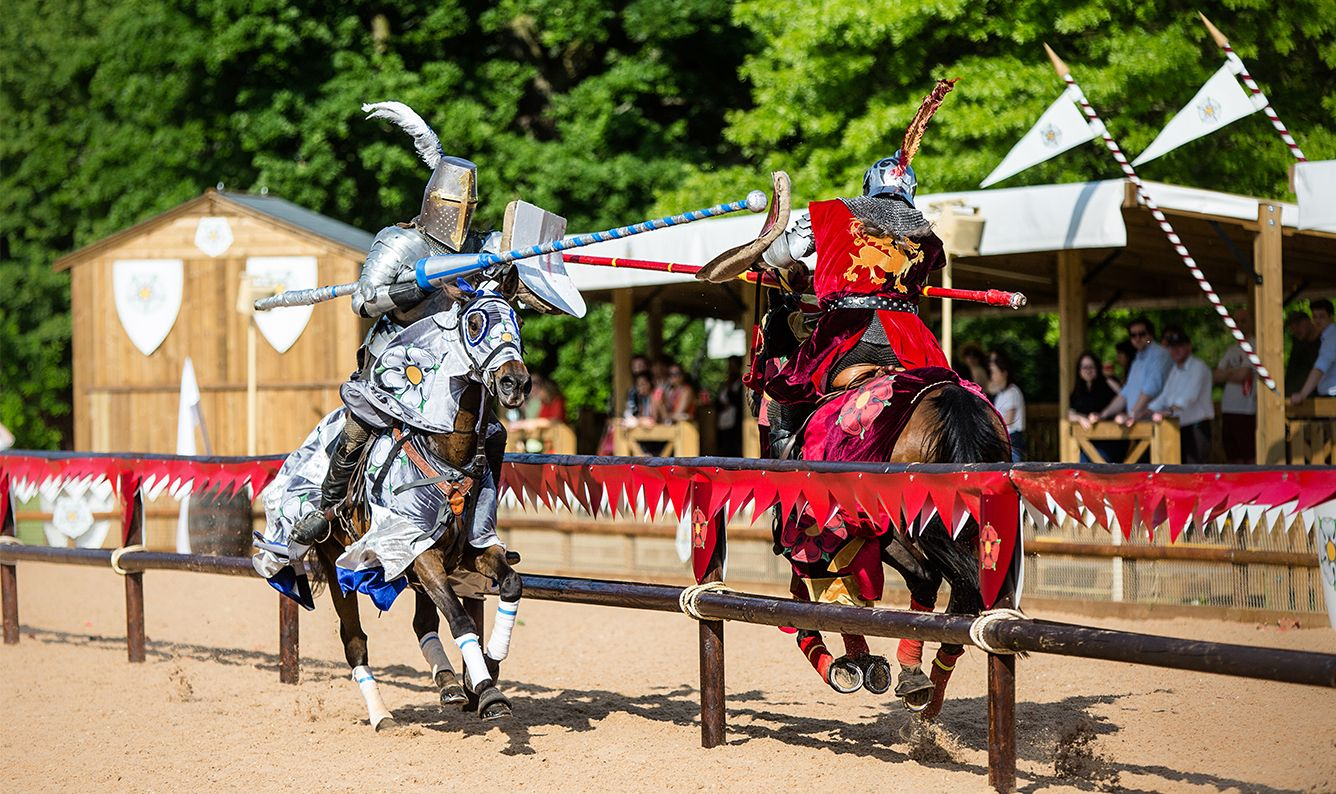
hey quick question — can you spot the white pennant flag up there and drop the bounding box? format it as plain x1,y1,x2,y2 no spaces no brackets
1131,62,1262,166
1295,160,1336,231
175,357,209,553
980,87,1101,188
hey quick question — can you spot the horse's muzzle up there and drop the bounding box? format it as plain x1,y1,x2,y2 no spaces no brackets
496,366,531,410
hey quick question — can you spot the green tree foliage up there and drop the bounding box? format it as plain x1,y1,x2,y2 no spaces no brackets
3,1,1334,445
1,0,749,445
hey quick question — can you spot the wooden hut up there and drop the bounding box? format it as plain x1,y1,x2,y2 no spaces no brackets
55,188,372,456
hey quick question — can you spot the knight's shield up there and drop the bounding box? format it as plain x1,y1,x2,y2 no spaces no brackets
113,259,184,356
247,256,318,353
502,200,586,318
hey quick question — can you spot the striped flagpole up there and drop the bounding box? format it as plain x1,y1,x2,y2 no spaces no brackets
1044,44,1277,392
1199,13,1307,162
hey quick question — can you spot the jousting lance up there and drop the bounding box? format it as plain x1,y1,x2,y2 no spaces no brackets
561,253,1028,309
1044,43,1277,392
254,191,768,311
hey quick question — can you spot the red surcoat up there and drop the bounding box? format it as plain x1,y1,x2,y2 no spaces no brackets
767,199,949,405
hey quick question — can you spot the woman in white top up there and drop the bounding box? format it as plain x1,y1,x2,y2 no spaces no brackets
989,351,1026,462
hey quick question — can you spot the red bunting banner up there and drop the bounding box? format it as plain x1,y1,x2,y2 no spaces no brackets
7,452,1336,600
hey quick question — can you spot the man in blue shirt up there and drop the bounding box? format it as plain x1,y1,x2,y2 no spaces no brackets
1290,299,1336,404
1099,317,1173,426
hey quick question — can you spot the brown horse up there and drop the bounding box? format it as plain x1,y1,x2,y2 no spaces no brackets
777,354,1011,719
308,288,531,729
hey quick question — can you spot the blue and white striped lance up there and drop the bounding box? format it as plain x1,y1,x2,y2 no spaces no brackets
253,189,766,311
253,282,357,312
415,190,768,290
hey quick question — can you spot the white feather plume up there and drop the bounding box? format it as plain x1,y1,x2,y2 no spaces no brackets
361,101,443,170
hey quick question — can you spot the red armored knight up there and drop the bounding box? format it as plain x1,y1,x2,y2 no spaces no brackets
761,79,957,413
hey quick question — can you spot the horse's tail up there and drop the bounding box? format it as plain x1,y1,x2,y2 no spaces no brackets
922,383,1010,464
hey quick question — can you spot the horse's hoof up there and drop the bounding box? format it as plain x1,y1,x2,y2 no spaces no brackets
373,716,399,733
858,655,893,695
478,687,511,721
827,656,864,694
462,688,481,713
485,654,502,683
435,670,469,706
895,665,935,711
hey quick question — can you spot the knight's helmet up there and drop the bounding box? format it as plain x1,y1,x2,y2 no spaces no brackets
361,100,477,251
419,156,477,251
861,78,958,208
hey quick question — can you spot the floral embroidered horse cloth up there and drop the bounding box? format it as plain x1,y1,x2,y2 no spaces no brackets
778,367,984,606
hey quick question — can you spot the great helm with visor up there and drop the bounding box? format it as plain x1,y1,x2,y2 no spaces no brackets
419,156,478,251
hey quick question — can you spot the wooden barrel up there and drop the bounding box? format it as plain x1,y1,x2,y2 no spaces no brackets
186,486,254,556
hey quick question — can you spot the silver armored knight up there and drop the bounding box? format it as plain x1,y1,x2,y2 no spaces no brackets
292,101,502,546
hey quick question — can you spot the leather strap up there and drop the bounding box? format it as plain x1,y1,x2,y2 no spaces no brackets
830,364,903,391
827,295,919,314
394,429,473,517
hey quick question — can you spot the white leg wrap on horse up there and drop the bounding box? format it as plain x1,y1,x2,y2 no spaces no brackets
454,632,490,690
486,599,519,661
419,631,454,679
352,665,392,727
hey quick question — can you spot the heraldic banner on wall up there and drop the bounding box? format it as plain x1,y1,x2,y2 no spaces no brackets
112,259,184,356
246,256,318,354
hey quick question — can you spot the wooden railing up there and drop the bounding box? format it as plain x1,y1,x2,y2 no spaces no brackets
613,421,700,457
1287,398,1336,465
503,420,578,455
1060,418,1181,464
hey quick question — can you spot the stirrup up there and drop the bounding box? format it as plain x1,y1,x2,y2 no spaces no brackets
291,512,331,546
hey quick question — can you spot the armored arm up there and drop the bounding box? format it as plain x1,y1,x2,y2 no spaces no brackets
761,213,815,269
351,226,433,319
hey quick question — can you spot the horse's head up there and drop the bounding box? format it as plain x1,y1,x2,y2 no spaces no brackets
450,286,531,409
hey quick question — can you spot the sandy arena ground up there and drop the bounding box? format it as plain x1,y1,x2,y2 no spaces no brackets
2,562,1335,793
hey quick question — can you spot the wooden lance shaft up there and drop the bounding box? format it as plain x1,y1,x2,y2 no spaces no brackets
1199,13,1307,162
1043,43,1277,392
562,254,1027,308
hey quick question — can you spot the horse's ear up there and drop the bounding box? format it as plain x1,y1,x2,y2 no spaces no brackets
497,266,520,302
439,277,476,303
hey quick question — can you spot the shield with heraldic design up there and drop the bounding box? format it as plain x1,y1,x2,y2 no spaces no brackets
113,259,184,356
194,216,234,258
247,256,318,353
502,200,586,318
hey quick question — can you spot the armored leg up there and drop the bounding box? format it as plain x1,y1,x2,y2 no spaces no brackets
291,414,372,545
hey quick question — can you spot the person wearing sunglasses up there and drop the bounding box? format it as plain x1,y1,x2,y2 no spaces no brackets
1098,317,1173,427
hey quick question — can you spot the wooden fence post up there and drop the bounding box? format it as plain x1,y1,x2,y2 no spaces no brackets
698,504,727,749
279,595,300,684
2,498,18,645
124,491,146,663
982,488,1019,792
988,653,1018,793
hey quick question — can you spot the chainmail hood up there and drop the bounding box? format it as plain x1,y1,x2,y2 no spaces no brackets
838,196,931,237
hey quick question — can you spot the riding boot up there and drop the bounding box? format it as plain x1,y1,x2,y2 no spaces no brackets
291,415,372,545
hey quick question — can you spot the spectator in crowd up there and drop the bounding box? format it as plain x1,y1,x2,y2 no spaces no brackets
654,363,698,423
622,355,650,417
956,343,990,391
1112,340,1136,386
623,372,655,426
1215,309,1257,464
715,356,745,457
1099,317,1172,426
1285,310,1322,396
1148,327,1215,464
989,350,1026,462
1290,299,1336,404
1068,351,1124,462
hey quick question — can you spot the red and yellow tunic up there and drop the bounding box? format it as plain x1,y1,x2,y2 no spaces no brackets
767,199,949,405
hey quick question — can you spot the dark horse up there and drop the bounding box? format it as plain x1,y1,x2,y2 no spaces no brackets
305,287,531,729
776,332,1011,720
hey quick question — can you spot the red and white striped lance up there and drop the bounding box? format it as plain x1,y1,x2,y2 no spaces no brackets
1043,44,1277,392
1199,13,1306,162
